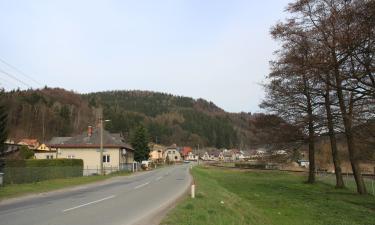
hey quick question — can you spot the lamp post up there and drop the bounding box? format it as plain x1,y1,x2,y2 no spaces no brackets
100,118,111,175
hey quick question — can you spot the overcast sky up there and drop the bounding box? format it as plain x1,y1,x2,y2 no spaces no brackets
0,0,290,113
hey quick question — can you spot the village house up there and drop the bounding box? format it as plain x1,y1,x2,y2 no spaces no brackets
201,151,210,161
298,159,310,168
34,143,56,159
2,139,21,159
253,148,267,159
241,150,255,161
210,150,224,161
229,149,242,161
149,143,165,163
272,150,288,156
50,127,134,175
48,137,72,150
18,138,39,150
180,147,192,160
186,152,198,161
163,144,181,162
223,149,233,162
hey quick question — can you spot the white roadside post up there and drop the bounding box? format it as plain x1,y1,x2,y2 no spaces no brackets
191,180,195,199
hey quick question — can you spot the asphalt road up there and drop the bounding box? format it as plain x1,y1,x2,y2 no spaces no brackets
0,164,192,225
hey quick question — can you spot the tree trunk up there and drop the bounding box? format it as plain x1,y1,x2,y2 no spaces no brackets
324,77,344,188
332,59,367,194
303,75,315,184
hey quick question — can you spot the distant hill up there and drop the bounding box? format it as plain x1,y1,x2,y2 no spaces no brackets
1,88,301,148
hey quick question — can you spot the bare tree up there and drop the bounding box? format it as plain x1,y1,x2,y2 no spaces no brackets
262,28,320,183
283,0,375,194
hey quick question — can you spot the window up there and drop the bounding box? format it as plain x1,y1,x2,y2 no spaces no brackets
68,155,75,159
103,155,110,163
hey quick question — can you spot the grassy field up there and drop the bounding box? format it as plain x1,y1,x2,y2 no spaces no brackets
161,166,375,225
0,171,130,201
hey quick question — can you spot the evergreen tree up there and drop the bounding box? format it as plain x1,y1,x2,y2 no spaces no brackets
131,125,150,162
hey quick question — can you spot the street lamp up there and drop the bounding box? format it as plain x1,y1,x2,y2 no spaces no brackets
100,118,111,175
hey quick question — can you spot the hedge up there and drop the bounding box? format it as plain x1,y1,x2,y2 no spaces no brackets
3,159,84,184
235,162,266,169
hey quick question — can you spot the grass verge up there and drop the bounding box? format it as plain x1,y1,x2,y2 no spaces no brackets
0,171,130,201
161,166,375,225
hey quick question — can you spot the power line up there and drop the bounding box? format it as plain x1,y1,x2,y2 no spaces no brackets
0,57,42,86
0,76,21,89
0,68,32,89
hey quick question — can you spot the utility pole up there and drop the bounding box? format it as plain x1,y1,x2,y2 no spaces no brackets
100,117,104,175
99,117,110,175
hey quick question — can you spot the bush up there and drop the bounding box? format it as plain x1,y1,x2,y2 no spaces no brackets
19,146,34,159
3,159,83,184
235,162,266,169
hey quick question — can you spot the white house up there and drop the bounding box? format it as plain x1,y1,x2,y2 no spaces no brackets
163,144,182,162
50,128,134,175
186,152,198,161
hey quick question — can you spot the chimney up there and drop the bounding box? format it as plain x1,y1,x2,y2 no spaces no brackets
88,126,93,137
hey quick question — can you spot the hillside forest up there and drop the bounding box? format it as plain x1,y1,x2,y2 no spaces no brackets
1,88,301,149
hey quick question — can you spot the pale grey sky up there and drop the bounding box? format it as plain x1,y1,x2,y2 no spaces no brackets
0,0,290,112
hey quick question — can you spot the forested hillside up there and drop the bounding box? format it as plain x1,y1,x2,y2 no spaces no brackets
2,88,96,142
1,88,299,148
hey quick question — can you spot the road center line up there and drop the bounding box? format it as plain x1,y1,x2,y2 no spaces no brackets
62,195,115,213
134,182,150,189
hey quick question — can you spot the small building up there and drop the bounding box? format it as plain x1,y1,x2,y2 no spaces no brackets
298,159,310,168
18,139,39,150
223,149,233,162
201,152,210,161
1,142,21,159
211,150,224,161
186,152,198,161
34,143,56,159
50,127,134,175
273,150,288,155
180,147,193,160
163,144,181,162
149,143,165,163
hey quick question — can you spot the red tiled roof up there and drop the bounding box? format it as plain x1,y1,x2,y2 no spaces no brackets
181,147,192,156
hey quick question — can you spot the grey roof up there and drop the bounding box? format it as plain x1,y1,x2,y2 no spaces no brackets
50,129,133,150
48,137,72,145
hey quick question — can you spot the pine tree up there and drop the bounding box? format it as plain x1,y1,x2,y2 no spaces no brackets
131,125,150,162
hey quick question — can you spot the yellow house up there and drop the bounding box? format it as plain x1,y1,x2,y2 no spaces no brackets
149,143,165,162
34,143,56,159
50,128,134,175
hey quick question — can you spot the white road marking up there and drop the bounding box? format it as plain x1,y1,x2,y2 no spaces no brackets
155,176,163,181
62,195,115,212
134,182,150,189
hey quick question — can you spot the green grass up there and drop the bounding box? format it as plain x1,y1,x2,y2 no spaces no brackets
161,167,375,225
0,171,130,201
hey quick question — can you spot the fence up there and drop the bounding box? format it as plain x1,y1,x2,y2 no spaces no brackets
316,172,375,196
82,163,138,176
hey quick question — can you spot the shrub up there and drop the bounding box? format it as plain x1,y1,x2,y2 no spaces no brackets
3,159,83,184
19,146,34,159
235,162,266,169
